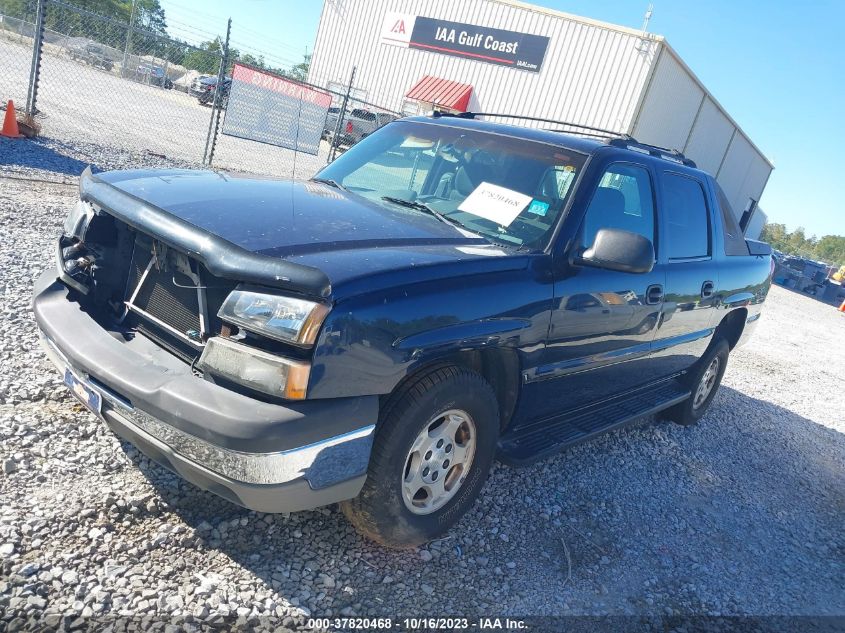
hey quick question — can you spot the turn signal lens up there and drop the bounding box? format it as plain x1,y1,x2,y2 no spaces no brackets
198,336,311,400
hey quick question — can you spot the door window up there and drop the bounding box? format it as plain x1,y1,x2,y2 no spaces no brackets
581,164,655,249
662,174,711,259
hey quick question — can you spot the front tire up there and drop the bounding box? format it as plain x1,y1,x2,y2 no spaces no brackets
665,338,730,426
342,366,499,548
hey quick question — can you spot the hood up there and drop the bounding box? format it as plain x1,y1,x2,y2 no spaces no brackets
89,169,523,297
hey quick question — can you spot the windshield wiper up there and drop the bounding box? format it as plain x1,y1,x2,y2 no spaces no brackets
382,197,521,249
381,196,468,230
311,177,346,190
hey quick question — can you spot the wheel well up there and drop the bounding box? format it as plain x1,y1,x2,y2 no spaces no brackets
385,350,521,430
714,308,747,349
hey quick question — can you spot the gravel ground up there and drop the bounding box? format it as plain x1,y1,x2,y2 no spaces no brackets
1,172,844,627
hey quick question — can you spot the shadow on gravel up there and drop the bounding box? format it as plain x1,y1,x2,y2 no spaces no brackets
0,136,95,175
120,385,845,615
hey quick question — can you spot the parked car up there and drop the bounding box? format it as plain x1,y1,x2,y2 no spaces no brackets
190,74,217,96
68,43,113,71
321,106,342,139
197,77,231,107
329,108,398,145
135,64,173,89
35,114,772,547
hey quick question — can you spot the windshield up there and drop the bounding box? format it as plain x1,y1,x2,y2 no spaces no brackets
317,120,586,249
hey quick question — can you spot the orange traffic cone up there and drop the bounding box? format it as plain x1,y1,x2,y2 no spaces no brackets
839,298,845,313
1,100,24,138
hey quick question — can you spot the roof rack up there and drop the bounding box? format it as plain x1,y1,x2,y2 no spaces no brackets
432,110,627,139
429,111,697,168
541,127,618,140
607,138,697,167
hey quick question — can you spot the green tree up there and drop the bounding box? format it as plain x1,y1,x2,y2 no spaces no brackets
815,235,845,264
285,52,310,81
761,222,845,266
182,37,222,74
135,0,166,34
0,0,32,20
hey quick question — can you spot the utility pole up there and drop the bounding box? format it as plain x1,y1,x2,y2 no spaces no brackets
636,3,654,52
121,0,138,79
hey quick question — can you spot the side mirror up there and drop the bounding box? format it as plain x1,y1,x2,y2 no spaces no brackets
575,228,655,274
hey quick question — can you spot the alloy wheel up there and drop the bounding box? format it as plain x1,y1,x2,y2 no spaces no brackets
692,356,720,410
401,409,477,515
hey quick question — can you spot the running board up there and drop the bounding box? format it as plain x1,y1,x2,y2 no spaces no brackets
498,380,690,465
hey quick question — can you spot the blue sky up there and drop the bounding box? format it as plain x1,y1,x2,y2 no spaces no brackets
159,0,844,237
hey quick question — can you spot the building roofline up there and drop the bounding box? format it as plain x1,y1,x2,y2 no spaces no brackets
488,0,666,40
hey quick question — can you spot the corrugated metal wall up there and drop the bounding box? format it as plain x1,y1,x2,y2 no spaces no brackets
631,47,704,151
683,97,734,175
630,46,773,230
309,0,657,133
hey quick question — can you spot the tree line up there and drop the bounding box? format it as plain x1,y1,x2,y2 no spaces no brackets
760,223,845,265
0,0,309,79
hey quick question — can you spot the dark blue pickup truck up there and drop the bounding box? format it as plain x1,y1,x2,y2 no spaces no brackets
34,115,772,547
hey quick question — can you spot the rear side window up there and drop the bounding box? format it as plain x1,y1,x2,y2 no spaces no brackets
715,183,749,256
662,173,710,259
581,163,655,249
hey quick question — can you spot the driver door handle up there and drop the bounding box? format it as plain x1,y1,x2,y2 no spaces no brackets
701,280,715,299
646,284,663,305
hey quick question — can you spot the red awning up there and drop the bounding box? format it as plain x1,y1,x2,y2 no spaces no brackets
405,75,473,112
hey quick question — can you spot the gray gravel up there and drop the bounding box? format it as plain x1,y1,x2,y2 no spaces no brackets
1,173,844,625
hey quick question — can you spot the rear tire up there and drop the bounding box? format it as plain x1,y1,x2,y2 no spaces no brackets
665,338,730,426
341,366,499,548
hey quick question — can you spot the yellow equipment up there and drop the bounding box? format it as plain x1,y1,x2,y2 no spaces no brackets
833,266,845,282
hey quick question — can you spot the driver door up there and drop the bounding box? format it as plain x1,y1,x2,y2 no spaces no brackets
520,161,666,423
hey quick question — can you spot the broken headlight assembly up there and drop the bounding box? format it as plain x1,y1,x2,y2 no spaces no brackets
217,289,330,346
204,290,331,399
63,199,95,239
57,200,97,293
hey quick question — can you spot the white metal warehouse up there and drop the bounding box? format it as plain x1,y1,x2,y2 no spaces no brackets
308,0,772,237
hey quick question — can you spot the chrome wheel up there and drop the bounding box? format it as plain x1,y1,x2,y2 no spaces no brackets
401,409,477,515
692,356,720,410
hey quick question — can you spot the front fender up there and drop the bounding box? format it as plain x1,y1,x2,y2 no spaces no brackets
394,318,533,354
307,264,553,399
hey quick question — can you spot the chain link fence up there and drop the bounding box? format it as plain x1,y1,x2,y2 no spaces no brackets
0,8,37,109
1,0,400,177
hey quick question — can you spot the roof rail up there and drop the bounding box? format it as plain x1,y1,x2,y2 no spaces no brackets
541,128,618,140
429,111,698,167
607,138,697,168
432,110,627,139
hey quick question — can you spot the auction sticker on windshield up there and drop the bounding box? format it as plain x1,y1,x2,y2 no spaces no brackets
458,182,531,226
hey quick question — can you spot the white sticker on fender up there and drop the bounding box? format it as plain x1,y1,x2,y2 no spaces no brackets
458,182,531,227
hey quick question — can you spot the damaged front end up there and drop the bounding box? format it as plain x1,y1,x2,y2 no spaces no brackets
35,167,377,512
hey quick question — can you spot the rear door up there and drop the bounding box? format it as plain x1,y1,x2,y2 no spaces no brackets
650,171,720,375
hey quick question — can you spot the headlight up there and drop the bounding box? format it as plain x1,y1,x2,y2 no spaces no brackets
197,337,311,399
63,200,94,238
218,289,330,346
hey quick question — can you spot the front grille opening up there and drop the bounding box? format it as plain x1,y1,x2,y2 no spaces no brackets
124,234,235,363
